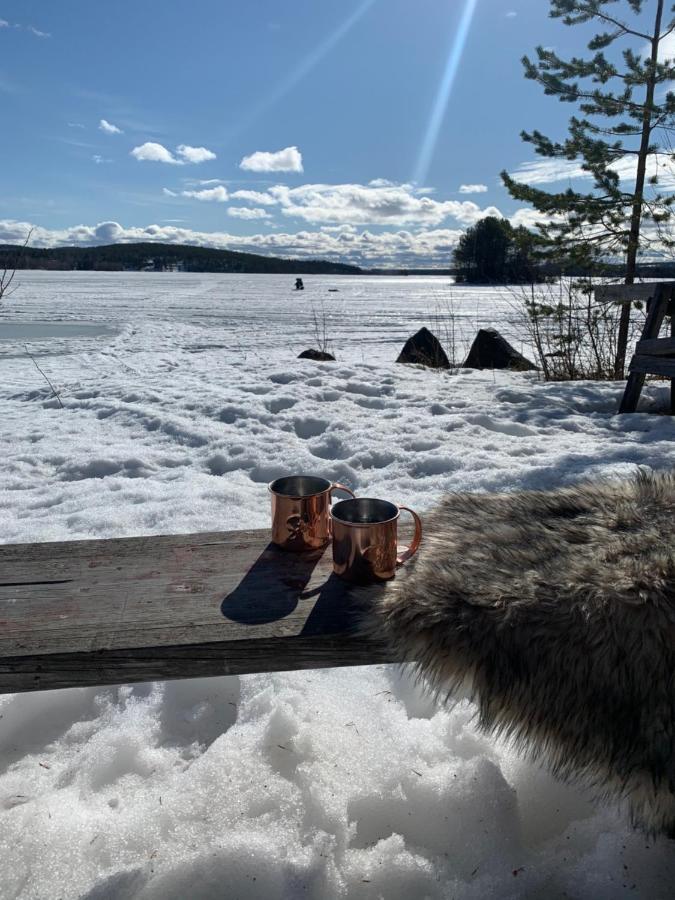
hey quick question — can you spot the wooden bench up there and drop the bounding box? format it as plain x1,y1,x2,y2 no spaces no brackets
595,281,675,413
0,530,397,694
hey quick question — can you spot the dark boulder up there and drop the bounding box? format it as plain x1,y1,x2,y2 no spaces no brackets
298,348,335,362
464,328,537,371
396,327,450,369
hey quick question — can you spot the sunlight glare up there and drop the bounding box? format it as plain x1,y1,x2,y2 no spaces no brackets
413,0,479,185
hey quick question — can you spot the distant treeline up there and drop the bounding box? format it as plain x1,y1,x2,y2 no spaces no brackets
2,239,675,281
0,242,362,275
451,217,675,284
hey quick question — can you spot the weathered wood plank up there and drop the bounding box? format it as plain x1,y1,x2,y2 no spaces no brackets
595,282,674,304
0,636,399,694
635,336,675,356
0,529,396,693
628,354,675,377
0,531,341,656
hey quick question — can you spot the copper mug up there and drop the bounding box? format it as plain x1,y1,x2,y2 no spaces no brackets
269,475,355,551
330,497,422,583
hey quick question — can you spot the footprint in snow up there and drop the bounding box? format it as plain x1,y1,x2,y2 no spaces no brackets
293,418,329,439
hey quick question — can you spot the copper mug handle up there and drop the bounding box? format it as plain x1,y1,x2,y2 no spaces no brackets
330,482,355,502
329,482,355,535
396,505,422,565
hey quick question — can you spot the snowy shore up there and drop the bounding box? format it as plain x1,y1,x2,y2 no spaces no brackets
1,273,674,899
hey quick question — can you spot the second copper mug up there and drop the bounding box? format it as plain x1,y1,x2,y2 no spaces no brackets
330,497,422,583
269,475,355,551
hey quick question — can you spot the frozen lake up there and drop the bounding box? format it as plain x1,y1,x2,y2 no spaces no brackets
1,271,674,899
0,270,529,367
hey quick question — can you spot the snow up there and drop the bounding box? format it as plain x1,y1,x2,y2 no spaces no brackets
1,272,674,899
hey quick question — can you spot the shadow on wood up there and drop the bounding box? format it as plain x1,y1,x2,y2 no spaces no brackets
220,542,355,633
0,529,396,693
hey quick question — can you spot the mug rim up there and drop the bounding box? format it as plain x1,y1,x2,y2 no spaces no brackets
268,474,332,499
330,497,400,526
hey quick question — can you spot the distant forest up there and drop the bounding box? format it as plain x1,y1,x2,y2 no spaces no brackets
0,242,362,275
3,239,675,280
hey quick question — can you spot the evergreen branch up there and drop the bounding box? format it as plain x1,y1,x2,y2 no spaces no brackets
589,10,649,41
551,0,650,40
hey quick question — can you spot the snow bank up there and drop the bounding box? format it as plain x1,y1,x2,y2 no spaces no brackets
1,273,674,898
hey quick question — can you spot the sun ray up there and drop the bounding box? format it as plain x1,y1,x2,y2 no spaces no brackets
413,0,479,186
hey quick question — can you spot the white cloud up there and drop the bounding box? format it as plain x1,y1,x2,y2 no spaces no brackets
99,118,123,135
162,188,179,197
92,155,112,164
163,178,504,228
510,158,587,185
227,207,272,220
459,184,488,194
0,218,469,266
131,142,181,164
505,11,517,17
230,189,278,205
642,30,675,61
181,186,229,202
658,31,675,60
511,153,675,189
67,122,85,129
266,181,500,226
239,146,303,173
176,144,216,164
0,19,50,36
131,142,216,165
509,207,559,229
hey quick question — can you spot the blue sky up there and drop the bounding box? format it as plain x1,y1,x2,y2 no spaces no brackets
0,0,662,265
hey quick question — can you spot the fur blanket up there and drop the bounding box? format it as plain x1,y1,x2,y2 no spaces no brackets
360,469,675,836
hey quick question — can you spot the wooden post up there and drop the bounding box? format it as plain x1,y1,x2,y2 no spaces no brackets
619,284,670,414
671,303,675,416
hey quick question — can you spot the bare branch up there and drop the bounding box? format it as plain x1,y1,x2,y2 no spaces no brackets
0,229,34,303
24,344,65,409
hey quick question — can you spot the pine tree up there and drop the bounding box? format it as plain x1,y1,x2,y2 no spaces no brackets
501,0,675,376
453,216,538,283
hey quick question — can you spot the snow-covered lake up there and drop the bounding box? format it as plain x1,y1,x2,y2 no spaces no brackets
1,272,674,899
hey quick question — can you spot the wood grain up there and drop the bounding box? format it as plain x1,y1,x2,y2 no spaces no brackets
595,282,673,304
635,336,675,356
628,354,675,377
0,529,398,693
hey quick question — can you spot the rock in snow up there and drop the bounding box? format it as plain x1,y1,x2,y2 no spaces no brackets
464,328,537,372
464,328,538,371
298,348,336,361
396,327,450,368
